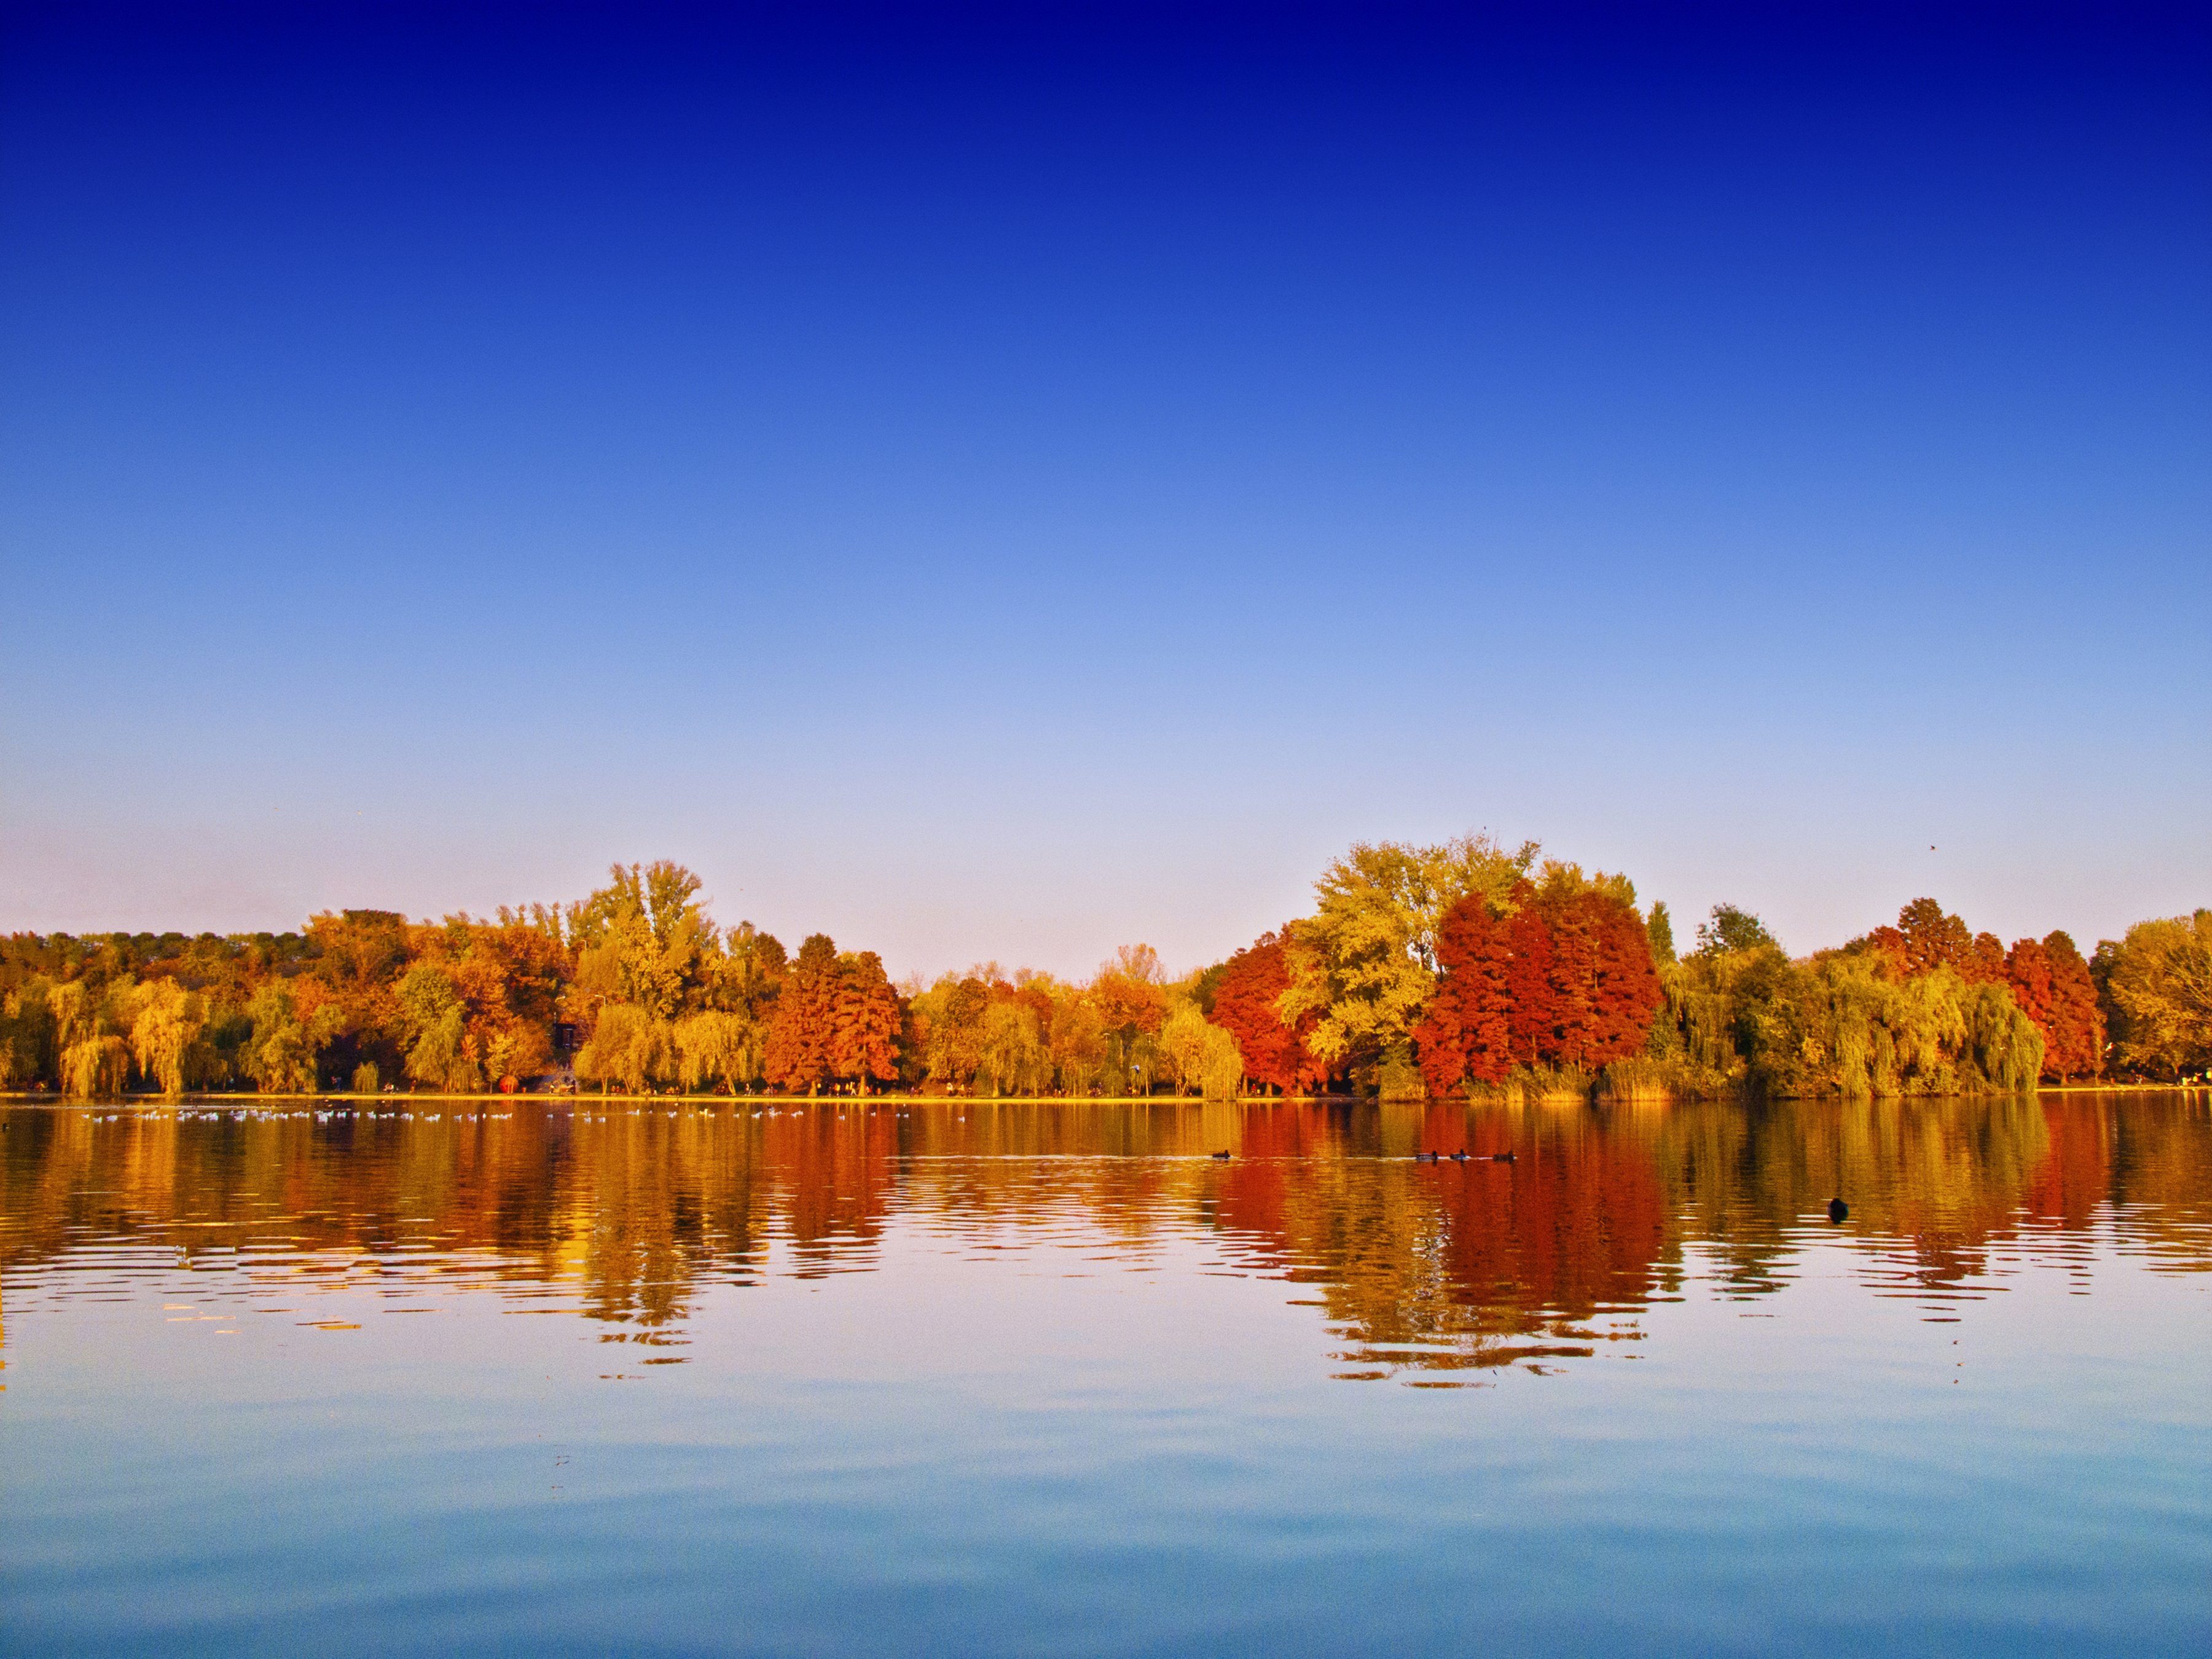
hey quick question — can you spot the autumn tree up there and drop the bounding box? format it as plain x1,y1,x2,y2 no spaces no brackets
1159,1002,1242,1099
243,981,324,1094
1502,901,1556,1066
2005,931,2104,1082
304,909,411,1083
763,934,842,1092
2095,911,2212,1079
127,978,203,1096
2039,931,2104,1081
1281,834,1538,1080
1583,889,1665,1064
1885,898,2005,983
1411,897,1515,1093
1091,944,1168,1094
1047,994,1109,1096
830,950,902,1091
1416,874,1661,1092
1209,931,1325,1094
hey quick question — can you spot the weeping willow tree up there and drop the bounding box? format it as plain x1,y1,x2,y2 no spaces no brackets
128,978,203,1097
47,979,131,1099
0,978,58,1088
1159,1003,1242,1100
1649,930,2044,1100
61,1033,130,1098
1813,961,2042,1097
977,1001,1051,1096
1645,948,1762,1095
1197,1023,1244,1100
672,1008,759,1092
577,1002,673,1094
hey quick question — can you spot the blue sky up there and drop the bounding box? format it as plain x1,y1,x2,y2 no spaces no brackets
2,2,2206,977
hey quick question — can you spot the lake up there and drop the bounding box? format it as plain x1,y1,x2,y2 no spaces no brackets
1,1091,2206,1657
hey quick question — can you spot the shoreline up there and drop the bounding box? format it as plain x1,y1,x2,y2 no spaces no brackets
4,1083,2203,1109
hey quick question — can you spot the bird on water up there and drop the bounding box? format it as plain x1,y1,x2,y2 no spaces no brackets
1491,1151,1517,1164
1210,1150,1231,1161
1827,1198,1849,1223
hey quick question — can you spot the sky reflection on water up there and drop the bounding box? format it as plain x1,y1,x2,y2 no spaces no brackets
1,1092,2207,1657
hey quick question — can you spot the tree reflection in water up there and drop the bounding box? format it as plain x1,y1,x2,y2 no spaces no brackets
1,1093,2205,1381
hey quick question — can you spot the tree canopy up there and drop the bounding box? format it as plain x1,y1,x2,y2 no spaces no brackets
0,850,2192,1100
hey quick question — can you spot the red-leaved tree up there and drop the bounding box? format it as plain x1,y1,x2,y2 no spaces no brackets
1411,897,1514,1093
1502,897,1556,1066
2009,930,2104,1081
1210,930,1326,1093
1418,885,1662,1090
1587,893,1665,1062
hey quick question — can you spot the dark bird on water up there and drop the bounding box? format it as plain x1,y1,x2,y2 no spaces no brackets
1449,1150,1468,1162
1415,1150,1440,1164
1491,1151,1516,1164
1210,1150,1231,1161
1827,1198,1849,1223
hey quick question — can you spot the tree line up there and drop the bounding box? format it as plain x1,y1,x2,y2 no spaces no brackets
1,842,2205,1099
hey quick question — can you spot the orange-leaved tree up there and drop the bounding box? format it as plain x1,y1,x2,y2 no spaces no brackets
2007,931,2104,1081
763,933,841,1092
830,950,902,1092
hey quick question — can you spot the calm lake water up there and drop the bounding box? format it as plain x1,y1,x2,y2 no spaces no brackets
1,1091,2206,1657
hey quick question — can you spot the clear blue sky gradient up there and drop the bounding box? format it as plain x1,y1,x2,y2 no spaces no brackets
3,2,2206,977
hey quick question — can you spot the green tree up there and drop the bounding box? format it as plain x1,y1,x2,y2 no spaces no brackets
243,982,321,1094
1695,904,1776,957
395,963,481,1092
921,975,992,1089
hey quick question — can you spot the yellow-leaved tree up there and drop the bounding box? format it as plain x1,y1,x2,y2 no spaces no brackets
1279,834,1539,1080
2097,911,2212,1078
128,978,204,1096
